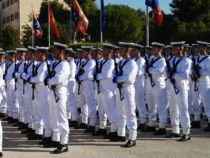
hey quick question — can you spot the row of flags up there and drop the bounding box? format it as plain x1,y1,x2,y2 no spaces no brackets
33,0,163,40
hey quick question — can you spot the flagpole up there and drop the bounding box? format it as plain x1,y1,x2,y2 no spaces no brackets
100,0,103,44
146,6,149,46
32,4,34,47
70,0,72,43
48,0,50,47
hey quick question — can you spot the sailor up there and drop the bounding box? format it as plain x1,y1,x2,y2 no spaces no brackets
3,50,19,122
192,41,210,132
167,41,191,141
111,42,138,148
28,47,52,142
45,42,70,153
65,48,78,128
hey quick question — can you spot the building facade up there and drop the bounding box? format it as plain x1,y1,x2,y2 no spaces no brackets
0,0,68,38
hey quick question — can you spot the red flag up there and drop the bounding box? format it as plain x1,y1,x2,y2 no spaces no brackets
49,5,60,40
72,0,89,35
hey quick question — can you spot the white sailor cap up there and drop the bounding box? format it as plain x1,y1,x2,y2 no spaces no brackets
0,48,3,52
165,45,172,49
151,42,165,48
131,43,144,49
0,51,6,55
144,46,153,50
54,42,68,49
170,41,186,46
6,50,17,54
77,48,83,52
36,46,49,52
16,48,27,52
66,48,74,52
96,48,103,52
28,46,37,52
196,41,209,47
103,43,114,49
81,46,93,51
118,42,133,47
113,45,120,50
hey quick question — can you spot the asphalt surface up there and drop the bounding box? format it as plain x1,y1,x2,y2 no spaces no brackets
2,118,210,158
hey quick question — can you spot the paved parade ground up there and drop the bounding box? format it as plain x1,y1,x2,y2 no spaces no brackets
2,119,210,158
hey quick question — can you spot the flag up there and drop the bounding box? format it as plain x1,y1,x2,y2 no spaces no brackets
33,11,43,39
145,0,163,25
101,0,105,31
72,0,89,35
49,5,60,40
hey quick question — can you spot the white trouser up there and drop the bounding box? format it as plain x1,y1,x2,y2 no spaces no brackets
35,86,51,137
198,82,210,122
49,89,69,145
16,80,25,122
116,84,137,141
79,81,97,126
168,81,180,134
66,80,78,121
0,85,7,114
97,93,107,129
175,88,191,135
147,80,168,128
134,79,147,124
0,121,2,152
6,82,19,119
100,85,117,132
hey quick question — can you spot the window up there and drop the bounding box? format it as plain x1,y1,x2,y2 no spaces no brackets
10,0,13,5
15,0,18,2
7,16,10,23
3,18,6,24
15,12,18,19
2,3,5,9
11,14,14,21
7,0,9,7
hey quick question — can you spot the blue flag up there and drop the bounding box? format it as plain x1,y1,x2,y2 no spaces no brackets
101,0,105,31
145,0,159,9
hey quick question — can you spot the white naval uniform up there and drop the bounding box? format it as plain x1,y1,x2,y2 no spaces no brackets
77,59,97,126
134,57,147,125
196,56,210,123
66,58,78,121
30,61,52,137
0,63,7,114
4,62,19,119
47,60,70,145
171,57,191,135
116,59,138,141
96,58,118,132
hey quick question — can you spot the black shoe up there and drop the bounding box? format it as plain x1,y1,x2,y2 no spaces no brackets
0,152,2,157
7,118,15,124
52,144,68,154
27,130,35,137
122,140,136,148
18,124,28,130
137,124,146,130
165,133,181,138
69,121,78,128
141,126,156,132
84,126,95,133
178,134,191,141
3,116,12,121
104,132,117,139
39,137,51,145
28,134,42,140
191,121,201,128
21,128,33,134
92,129,107,136
43,141,59,148
109,136,126,142
204,123,210,132
75,123,88,129
154,128,166,135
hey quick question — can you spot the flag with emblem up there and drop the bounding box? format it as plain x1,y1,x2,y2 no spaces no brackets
145,0,163,25
72,0,89,35
33,11,43,39
49,4,60,40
